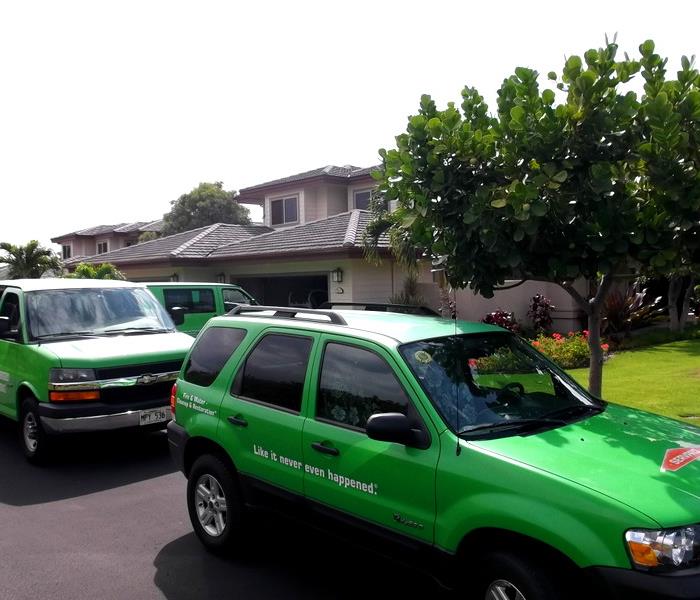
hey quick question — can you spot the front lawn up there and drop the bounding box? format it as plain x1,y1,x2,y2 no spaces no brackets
569,339,700,425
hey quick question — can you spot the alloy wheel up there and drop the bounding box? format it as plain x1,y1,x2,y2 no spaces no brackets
194,474,228,537
485,579,527,600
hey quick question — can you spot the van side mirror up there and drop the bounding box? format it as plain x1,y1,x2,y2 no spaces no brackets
366,413,430,449
169,306,186,326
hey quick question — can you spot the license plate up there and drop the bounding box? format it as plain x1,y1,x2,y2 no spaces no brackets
139,407,169,426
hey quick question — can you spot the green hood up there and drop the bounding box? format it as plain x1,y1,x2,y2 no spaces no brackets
42,332,193,368
476,404,700,527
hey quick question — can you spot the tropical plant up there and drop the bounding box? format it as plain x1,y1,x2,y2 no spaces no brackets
532,331,609,369
366,38,700,396
0,240,62,279
162,182,250,236
389,273,425,306
602,283,664,337
67,262,125,280
527,294,556,332
482,310,520,333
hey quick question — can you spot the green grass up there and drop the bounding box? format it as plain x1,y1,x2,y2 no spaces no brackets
569,339,700,425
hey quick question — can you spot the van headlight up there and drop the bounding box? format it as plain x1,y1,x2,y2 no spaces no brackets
49,368,96,384
626,526,699,570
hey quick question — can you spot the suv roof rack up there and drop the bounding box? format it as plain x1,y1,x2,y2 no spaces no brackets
226,304,348,326
319,302,440,317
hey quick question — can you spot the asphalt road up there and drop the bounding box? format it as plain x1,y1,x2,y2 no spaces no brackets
0,420,447,600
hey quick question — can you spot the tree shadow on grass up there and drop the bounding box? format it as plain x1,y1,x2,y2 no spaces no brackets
0,418,175,506
154,515,448,600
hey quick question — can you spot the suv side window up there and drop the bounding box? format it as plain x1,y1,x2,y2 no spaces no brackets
317,342,411,430
235,334,312,412
0,292,21,331
222,288,253,304
163,288,215,314
184,327,247,387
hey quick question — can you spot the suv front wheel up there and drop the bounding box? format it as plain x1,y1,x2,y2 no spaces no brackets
187,454,245,553
475,552,567,600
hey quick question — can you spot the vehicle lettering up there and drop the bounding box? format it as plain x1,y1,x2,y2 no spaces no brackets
393,513,424,529
661,447,700,472
251,444,379,495
177,392,215,416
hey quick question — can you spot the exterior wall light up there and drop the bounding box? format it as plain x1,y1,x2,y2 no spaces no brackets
170,273,179,282
330,268,343,283
216,273,225,283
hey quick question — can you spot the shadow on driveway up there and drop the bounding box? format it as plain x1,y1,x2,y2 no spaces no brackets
0,418,175,506
154,515,448,599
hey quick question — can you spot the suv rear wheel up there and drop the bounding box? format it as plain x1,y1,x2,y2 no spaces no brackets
475,552,566,600
187,454,245,553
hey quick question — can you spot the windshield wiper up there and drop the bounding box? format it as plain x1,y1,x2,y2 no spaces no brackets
541,404,605,421
459,417,567,437
101,327,172,335
35,331,100,340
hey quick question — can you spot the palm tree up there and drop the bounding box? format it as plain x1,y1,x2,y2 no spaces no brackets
0,240,62,279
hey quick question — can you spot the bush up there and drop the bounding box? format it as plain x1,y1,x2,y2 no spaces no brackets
527,294,556,332
531,331,609,369
482,310,520,333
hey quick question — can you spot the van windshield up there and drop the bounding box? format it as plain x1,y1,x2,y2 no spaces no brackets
400,332,604,438
26,288,175,340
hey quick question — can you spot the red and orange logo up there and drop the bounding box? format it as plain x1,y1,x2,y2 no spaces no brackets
661,447,700,472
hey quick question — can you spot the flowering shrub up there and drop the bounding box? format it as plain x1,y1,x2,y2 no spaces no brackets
527,294,556,332
482,310,520,333
531,331,609,369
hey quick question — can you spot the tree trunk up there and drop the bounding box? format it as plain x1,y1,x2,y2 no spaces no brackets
560,273,614,398
680,276,696,331
668,275,683,332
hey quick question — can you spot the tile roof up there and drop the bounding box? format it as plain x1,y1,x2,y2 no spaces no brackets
52,220,163,240
210,210,389,259
79,223,272,264
240,164,380,193
139,219,164,232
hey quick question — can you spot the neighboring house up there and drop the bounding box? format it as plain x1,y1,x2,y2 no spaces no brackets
61,165,586,330
51,219,163,262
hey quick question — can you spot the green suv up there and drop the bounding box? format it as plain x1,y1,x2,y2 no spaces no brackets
0,279,193,462
168,305,700,599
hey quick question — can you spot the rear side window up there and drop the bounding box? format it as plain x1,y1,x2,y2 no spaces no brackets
222,288,253,304
184,327,247,387
236,334,313,412
317,343,411,430
163,288,216,314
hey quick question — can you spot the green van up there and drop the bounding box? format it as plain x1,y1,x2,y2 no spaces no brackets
169,306,700,599
146,282,256,336
0,278,193,462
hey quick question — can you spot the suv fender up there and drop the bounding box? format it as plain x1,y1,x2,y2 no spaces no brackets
183,435,239,480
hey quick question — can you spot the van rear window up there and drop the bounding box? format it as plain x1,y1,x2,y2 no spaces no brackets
163,288,215,314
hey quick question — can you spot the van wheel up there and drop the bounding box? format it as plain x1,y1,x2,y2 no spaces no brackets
476,552,565,600
20,397,52,464
187,454,245,554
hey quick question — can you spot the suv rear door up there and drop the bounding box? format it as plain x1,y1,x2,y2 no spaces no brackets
218,328,318,496
301,335,440,544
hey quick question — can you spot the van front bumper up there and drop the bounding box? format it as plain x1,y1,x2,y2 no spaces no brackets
588,565,700,599
38,399,170,434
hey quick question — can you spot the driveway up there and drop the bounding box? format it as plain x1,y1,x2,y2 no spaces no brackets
0,420,446,600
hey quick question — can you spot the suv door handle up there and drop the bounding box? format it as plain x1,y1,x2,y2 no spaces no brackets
227,415,248,428
311,442,339,456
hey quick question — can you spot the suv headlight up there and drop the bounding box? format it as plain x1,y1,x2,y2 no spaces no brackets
49,368,96,384
626,526,699,570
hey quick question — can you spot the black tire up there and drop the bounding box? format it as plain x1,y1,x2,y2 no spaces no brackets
19,397,53,465
474,551,567,600
187,454,246,554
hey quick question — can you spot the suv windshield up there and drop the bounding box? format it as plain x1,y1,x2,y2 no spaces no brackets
26,288,175,340
400,332,604,437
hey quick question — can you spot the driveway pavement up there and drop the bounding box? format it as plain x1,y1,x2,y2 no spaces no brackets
0,420,446,600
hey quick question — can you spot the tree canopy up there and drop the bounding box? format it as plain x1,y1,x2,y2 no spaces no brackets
68,262,125,280
161,182,251,236
367,38,700,395
0,240,62,279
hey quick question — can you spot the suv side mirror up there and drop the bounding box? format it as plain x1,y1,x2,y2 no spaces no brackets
0,316,19,341
169,306,186,326
366,413,430,449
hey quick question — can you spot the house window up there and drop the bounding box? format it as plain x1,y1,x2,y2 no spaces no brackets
61,245,72,260
353,189,372,210
97,241,109,254
270,196,298,226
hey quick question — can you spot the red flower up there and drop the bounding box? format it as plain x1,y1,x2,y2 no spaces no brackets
552,333,562,340
567,331,574,337
468,358,477,367
601,343,610,352
532,341,540,347
582,330,589,338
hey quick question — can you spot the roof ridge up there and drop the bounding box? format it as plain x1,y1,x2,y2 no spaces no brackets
171,223,221,257
342,210,361,247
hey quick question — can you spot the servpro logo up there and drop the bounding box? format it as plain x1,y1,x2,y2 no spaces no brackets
661,447,700,472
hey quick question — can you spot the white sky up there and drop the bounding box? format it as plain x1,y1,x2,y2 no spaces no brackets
1,0,698,249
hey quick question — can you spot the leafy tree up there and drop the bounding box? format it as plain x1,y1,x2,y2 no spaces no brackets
67,262,125,280
367,38,700,396
137,231,160,244
0,240,62,279
161,182,250,236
